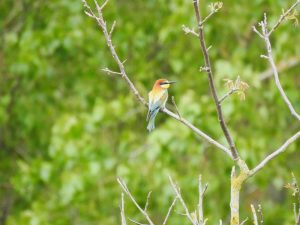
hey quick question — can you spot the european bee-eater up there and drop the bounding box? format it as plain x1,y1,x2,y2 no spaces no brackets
146,79,176,132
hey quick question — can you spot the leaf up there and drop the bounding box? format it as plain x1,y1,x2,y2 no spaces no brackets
283,9,299,26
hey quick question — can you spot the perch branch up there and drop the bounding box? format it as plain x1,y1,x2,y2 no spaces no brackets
82,0,233,159
193,0,239,160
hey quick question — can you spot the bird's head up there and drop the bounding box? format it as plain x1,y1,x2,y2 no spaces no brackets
154,79,176,90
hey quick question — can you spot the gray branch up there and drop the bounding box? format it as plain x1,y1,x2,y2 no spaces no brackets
253,2,300,121
192,0,239,160
250,131,300,176
117,178,155,225
120,193,127,225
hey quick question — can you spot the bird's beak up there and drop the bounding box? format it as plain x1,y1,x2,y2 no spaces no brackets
167,81,176,84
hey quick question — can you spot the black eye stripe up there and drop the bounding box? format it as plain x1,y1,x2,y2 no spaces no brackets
160,82,168,85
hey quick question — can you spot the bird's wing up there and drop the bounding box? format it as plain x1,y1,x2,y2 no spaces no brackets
147,90,167,121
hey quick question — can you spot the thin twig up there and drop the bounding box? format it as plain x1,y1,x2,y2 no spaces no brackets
102,67,122,76
128,218,148,225
171,96,182,120
251,204,259,225
82,0,233,160
82,0,147,106
219,88,238,104
168,176,197,225
117,178,155,225
109,20,116,37
120,193,127,225
100,0,109,10
198,175,208,225
250,131,300,176
182,25,199,37
193,0,239,160
253,3,300,121
252,26,264,38
199,10,217,26
268,0,300,35
144,191,152,212
259,57,300,81
162,197,178,225
240,217,248,225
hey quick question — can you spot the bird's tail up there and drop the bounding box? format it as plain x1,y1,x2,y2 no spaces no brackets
147,109,159,132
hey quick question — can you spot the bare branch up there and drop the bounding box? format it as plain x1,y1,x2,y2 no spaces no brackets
253,4,300,121
109,20,116,37
182,25,199,37
240,217,248,225
259,57,300,81
297,210,300,225
251,204,259,225
260,54,269,59
144,191,152,212
168,176,197,225
198,175,208,224
252,26,264,38
219,88,238,104
250,131,300,176
199,10,216,27
257,204,264,225
83,0,147,106
128,218,148,225
117,178,155,225
199,2,223,27
171,96,182,120
99,0,109,10
294,203,298,224
162,108,233,159
268,0,300,35
193,0,239,160
83,0,233,160
120,193,127,225
162,197,178,225
102,67,122,76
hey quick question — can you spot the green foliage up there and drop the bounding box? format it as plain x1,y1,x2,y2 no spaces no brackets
0,0,299,224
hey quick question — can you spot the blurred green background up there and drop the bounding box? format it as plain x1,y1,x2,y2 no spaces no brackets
0,0,300,224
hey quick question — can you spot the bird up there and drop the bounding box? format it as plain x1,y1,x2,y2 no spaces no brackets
146,78,176,132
